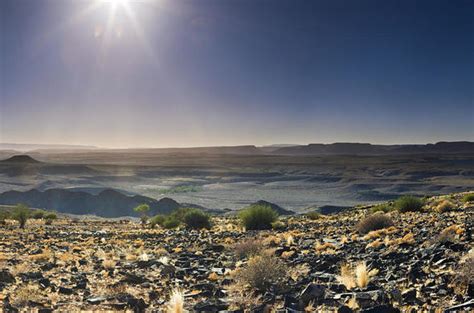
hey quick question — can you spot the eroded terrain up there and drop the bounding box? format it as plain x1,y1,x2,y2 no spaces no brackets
0,193,473,312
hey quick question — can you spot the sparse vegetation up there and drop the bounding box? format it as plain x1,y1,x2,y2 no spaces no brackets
356,213,394,234
11,204,30,229
239,204,278,230
462,193,474,203
395,195,424,213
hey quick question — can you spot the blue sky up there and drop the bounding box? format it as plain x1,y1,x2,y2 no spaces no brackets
1,0,473,148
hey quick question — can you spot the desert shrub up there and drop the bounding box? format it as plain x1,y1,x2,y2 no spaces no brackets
356,213,394,234
234,252,288,291
170,207,195,222
462,193,474,203
0,210,10,224
11,204,30,229
453,254,474,295
44,212,57,225
162,216,180,229
394,195,424,213
31,210,46,219
182,209,211,229
305,212,321,220
233,238,264,259
150,214,166,228
271,220,286,230
369,204,392,214
435,200,455,213
133,204,150,226
239,204,278,230
44,212,57,220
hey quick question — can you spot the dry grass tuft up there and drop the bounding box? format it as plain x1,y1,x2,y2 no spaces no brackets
434,200,456,213
166,289,187,313
438,225,463,242
337,262,377,290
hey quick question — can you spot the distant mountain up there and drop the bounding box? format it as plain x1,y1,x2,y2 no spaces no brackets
249,200,295,215
0,155,41,164
0,188,210,218
0,143,98,152
272,141,474,155
0,155,99,177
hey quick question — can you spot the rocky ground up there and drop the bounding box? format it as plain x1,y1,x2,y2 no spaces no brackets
0,193,473,312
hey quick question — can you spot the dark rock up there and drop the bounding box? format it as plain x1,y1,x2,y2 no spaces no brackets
401,288,417,304
39,278,50,288
299,283,326,305
338,306,353,313
361,305,400,313
210,244,225,253
193,300,228,312
0,270,15,284
120,273,148,284
59,286,74,295
115,294,147,312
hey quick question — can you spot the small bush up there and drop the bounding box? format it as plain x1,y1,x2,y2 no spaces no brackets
11,204,30,229
356,213,394,234
369,204,392,214
162,216,180,229
453,254,474,295
271,220,286,230
239,204,278,230
305,212,321,220
133,204,150,226
233,238,264,259
394,195,424,213
234,252,288,291
44,212,57,220
150,214,166,228
182,209,211,229
31,210,46,219
462,193,474,203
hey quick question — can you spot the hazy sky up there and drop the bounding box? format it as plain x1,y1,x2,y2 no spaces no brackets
1,0,473,148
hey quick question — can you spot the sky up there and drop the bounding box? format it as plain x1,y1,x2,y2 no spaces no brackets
1,0,473,148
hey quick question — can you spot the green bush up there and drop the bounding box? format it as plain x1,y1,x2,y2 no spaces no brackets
182,209,211,229
462,193,474,203
239,204,278,230
150,214,166,228
162,216,180,229
32,210,46,219
44,212,57,220
395,195,424,213
370,204,392,214
170,207,194,222
11,204,30,229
